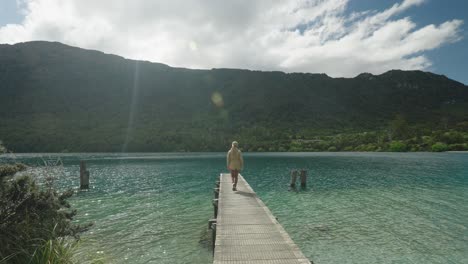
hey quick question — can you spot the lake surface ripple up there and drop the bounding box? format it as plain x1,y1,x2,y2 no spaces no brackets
3,152,467,264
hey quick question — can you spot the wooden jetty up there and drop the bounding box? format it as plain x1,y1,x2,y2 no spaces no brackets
212,173,312,264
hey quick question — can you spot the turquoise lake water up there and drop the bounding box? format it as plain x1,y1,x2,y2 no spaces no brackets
2,152,467,263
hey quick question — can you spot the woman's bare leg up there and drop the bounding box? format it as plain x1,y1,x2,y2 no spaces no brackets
232,170,239,190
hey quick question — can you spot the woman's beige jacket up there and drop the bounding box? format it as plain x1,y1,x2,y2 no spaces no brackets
227,148,243,170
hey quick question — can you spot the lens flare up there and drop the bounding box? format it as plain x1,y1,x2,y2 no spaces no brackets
211,92,224,107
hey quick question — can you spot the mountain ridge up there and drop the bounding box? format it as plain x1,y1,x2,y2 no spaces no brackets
5,41,463,83
0,41,467,152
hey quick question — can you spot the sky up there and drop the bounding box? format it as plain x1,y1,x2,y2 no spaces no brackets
0,0,466,84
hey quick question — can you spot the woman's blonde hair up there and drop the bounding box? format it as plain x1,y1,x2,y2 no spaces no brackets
232,141,239,147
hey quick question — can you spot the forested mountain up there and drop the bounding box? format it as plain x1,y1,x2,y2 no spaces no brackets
1,41,467,152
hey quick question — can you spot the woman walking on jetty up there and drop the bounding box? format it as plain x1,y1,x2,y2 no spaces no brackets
227,141,243,191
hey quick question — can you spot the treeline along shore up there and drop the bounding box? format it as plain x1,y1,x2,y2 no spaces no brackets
0,41,467,152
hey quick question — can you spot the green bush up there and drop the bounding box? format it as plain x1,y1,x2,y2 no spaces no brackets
441,131,464,144
288,146,301,152
327,146,337,152
389,141,407,152
0,174,92,262
410,146,420,152
431,142,448,152
448,143,467,151
0,163,27,177
355,143,377,152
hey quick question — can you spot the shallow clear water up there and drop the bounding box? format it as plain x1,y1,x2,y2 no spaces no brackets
2,152,467,264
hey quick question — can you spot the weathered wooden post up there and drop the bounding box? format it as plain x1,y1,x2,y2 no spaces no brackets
211,222,217,255
300,169,307,188
80,160,89,189
211,176,220,255
208,219,217,229
290,169,298,188
213,199,219,218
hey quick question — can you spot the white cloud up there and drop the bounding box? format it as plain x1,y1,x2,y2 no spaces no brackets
0,0,463,77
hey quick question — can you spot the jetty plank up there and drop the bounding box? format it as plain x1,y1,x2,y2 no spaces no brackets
213,173,312,264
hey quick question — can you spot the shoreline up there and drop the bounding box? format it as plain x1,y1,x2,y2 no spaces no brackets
1,150,468,155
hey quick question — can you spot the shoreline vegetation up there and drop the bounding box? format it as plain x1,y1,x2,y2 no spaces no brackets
2,122,467,153
273,127,468,153
0,142,96,263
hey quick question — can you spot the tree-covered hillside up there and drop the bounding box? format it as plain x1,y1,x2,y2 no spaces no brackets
0,41,467,152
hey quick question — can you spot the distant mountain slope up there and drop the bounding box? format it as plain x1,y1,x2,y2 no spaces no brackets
0,41,467,152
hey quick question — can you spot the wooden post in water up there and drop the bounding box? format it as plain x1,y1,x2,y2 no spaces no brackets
208,219,217,229
290,169,298,188
212,199,218,218
300,169,307,188
80,161,89,189
210,175,221,255
211,222,217,255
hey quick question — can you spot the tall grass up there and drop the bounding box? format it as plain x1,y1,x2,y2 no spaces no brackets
30,238,76,264
0,220,77,264
0,236,107,264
